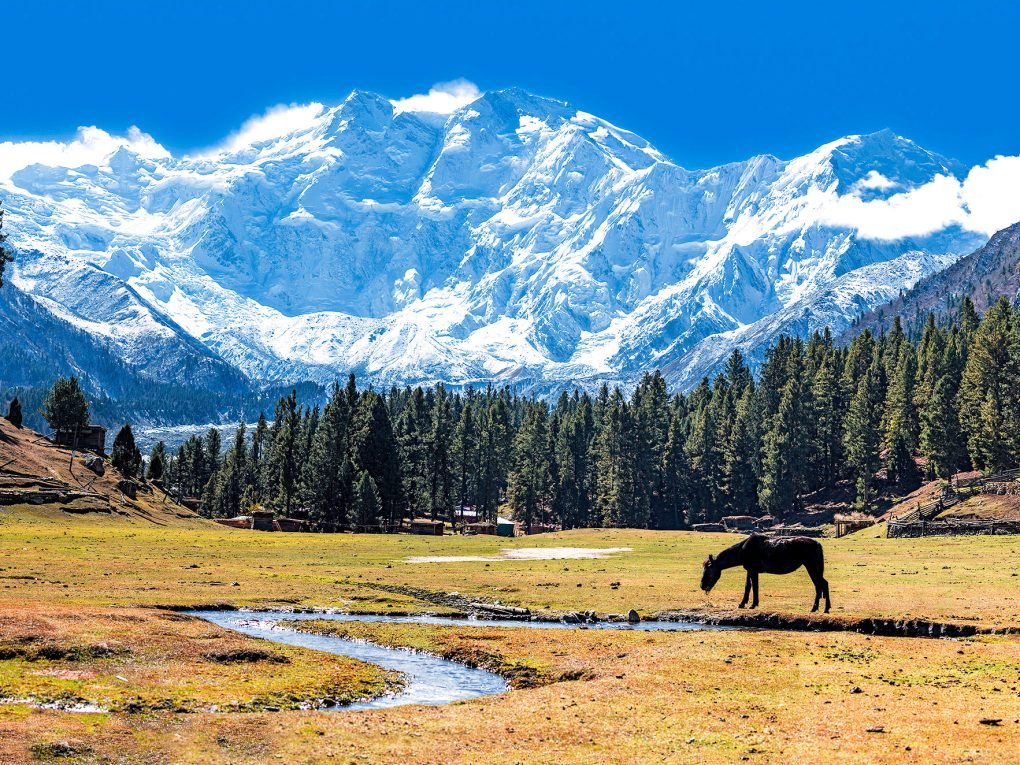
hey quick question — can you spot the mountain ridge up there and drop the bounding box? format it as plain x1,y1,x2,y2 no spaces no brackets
0,87,1003,409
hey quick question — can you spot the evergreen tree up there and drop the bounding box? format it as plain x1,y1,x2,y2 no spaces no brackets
212,423,249,518
757,375,805,517
553,394,593,529
249,413,269,503
507,402,552,532
453,399,478,522
632,372,670,528
684,393,723,523
661,403,691,528
425,384,455,520
268,391,301,515
43,376,90,435
958,298,1020,471
351,470,383,528
5,397,23,428
843,362,883,508
396,388,429,514
477,395,511,522
724,388,758,515
111,424,142,478
883,353,920,489
349,391,401,526
301,382,351,527
594,388,638,527
148,441,166,481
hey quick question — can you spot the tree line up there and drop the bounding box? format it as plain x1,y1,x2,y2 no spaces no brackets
137,296,1020,530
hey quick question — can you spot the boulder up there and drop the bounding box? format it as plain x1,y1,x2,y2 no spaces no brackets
627,609,641,624
117,480,137,499
83,455,105,476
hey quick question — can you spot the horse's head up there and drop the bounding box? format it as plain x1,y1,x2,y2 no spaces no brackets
701,554,721,593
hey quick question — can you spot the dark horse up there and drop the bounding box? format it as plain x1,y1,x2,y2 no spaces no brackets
700,533,831,613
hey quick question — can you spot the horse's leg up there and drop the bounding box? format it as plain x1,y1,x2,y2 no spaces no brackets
808,561,827,613
738,571,752,608
750,571,759,609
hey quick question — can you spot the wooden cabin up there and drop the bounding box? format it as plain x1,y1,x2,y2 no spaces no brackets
410,518,445,536
54,425,107,455
251,510,276,531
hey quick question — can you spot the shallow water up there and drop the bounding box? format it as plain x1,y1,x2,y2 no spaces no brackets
192,610,731,711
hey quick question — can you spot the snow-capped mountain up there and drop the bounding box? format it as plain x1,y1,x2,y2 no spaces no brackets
0,88,1002,396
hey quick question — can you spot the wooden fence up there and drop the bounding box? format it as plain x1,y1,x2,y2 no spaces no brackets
888,468,1020,537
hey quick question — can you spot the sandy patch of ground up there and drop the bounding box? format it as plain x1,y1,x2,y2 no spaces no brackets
402,547,632,563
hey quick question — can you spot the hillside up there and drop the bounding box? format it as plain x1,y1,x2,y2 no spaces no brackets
850,220,1020,337
0,415,208,528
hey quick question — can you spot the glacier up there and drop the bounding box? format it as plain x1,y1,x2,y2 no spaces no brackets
0,88,994,397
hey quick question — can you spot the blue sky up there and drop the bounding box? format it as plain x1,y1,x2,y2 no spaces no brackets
6,1,1018,168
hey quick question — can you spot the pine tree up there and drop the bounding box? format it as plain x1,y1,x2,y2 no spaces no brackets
594,388,638,527
204,427,222,486
809,356,843,488
843,362,882,508
111,424,142,478
958,298,1020,471
301,381,351,527
724,387,758,515
5,397,23,428
215,423,248,518
351,470,382,528
757,376,805,517
632,372,670,528
507,402,552,532
452,398,478,523
396,388,429,515
268,391,301,515
553,395,593,529
249,413,269,503
684,394,724,523
43,376,90,435
477,395,511,522
883,353,920,489
661,403,691,528
148,441,166,481
349,391,401,526
425,384,455,521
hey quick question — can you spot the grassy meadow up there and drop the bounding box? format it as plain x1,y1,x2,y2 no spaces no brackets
1,508,1019,763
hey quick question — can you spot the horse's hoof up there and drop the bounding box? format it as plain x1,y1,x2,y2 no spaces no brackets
811,607,819,613
738,604,746,609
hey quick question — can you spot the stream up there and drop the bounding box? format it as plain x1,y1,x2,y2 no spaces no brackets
192,610,731,711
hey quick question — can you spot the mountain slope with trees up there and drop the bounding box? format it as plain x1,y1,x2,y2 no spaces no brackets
851,221,1020,339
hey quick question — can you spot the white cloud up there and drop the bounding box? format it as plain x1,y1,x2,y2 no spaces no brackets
0,126,169,183
215,102,326,154
817,155,1020,240
391,79,481,115
853,170,899,192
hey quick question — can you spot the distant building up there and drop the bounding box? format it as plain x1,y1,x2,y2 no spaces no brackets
721,515,757,532
54,425,107,455
410,518,445,536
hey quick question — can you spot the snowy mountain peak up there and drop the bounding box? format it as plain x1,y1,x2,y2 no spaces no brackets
1,87,1013,402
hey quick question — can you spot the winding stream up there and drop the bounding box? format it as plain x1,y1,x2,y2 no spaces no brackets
192,610,730,711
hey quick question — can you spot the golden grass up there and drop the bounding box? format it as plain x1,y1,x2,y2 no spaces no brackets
2,505,1020,763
